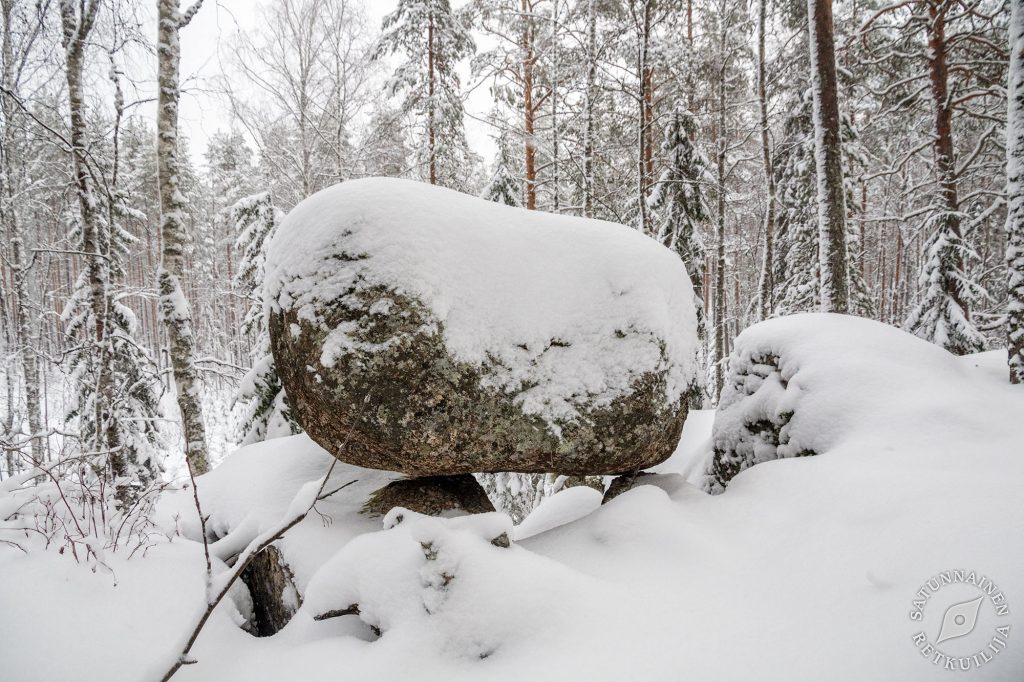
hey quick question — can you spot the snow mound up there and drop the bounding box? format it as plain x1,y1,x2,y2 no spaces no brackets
157,434,400,590
264,177,699,428
301,510,514,638
513,485,603,540
706,313,989,491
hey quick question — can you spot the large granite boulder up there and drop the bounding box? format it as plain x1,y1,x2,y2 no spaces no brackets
265,178,699,476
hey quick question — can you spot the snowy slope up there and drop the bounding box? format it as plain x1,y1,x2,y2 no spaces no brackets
1,316,1022,681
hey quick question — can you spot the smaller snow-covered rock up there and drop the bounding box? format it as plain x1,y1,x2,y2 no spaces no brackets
705,313,978,492
266,178,699,476
303,510,515,642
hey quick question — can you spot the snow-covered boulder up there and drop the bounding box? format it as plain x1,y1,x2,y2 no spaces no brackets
705,313,977,492
265,178,699,476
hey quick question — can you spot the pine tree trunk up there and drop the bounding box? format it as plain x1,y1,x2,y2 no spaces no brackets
926,0,968,316
756,0,776,319
686,0,693,43
582,0,597,218
157,0,209,474
427,12,437,186
522,0,536,210
636,0,653,233
1008,0,1024,384
714,24,728,402
806,0,850,314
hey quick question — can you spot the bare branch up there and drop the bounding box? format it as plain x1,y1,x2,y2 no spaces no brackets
158,458,351,682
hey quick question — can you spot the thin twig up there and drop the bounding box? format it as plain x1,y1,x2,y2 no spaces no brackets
185,458,211,579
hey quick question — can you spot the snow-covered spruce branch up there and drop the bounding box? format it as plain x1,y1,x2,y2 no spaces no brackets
158,458,356,682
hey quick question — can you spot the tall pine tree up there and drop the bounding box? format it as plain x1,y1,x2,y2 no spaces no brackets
806,0,850,313
773,90,874,318
647,105,710,337
376,0,475,188
481,128,521,206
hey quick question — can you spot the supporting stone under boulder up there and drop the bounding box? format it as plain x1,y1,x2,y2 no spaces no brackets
602,471,657,504
363,474,495,517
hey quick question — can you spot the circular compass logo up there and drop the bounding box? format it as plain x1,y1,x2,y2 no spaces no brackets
910,570,1011,672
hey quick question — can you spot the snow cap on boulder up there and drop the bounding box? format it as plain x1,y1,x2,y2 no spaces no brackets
265,178,699,476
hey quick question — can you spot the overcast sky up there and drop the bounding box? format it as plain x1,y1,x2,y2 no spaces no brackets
170,0,496,168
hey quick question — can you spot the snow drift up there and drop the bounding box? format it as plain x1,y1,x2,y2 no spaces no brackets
3,337,1023,681
706,313,997,491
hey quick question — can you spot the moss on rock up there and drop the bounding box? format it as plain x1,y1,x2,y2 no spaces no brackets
270,284,687,476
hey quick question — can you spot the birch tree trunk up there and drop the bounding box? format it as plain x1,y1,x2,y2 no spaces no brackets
806,0,850,314
1008,0,1024,384
60,0,120,473
157,0,209,473
756,0,776,319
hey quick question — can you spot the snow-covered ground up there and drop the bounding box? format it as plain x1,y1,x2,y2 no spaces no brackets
2,316,1022,681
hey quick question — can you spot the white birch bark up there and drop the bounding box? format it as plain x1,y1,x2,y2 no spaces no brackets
157,0,209,473
60,0,119,468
